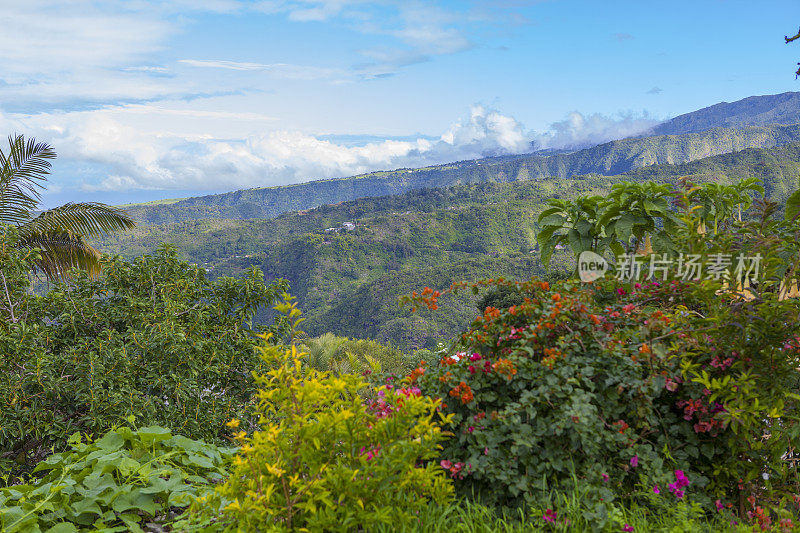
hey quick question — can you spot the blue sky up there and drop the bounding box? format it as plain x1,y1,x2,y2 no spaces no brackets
1,0,798,207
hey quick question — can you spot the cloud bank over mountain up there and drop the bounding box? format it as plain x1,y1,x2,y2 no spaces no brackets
0,104,659,195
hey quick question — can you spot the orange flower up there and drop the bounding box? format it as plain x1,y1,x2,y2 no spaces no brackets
492,358,517,379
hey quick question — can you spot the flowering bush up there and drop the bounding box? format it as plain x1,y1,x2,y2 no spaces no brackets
407,278,691,513
191,295,453,532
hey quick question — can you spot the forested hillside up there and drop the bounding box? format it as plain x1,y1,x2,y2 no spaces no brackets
95,140,800,348
124,123,800,225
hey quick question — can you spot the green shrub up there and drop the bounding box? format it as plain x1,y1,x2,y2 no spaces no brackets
0,233,287,472
0,425,234,532
191,296,453,532
300,333,414,376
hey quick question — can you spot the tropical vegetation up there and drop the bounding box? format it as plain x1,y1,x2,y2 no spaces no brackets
4,95,800,531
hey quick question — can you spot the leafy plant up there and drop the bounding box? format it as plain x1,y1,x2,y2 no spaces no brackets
189,295,453,532
0,425,234,532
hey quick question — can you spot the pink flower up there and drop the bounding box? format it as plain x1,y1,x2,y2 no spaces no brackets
674,489,685,499
617,288,627,296
543,509,557,524
623,525,634,532
715,500,724,511
653,485,660,494
484,447,489,455
469,353,482,361
674,470,690,488
630,455,639,467
467,426,474,433
440,460,452,470
468,365,476,374
602,473,609,482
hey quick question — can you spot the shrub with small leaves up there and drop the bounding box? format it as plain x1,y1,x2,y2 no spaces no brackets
190,295,453,532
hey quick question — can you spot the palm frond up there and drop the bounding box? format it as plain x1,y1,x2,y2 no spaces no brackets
0,134,55,205
18,202,136,239
0,187,38,225
17,231,102,279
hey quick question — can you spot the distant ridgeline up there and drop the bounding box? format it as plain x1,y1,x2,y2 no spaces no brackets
96,140,800,350
125,122,800,225
650,91,800,136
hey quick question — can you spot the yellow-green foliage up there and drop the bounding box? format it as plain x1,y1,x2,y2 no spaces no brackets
197,296,453,532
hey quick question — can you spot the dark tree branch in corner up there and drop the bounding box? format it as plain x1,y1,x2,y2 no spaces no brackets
787,27,800,78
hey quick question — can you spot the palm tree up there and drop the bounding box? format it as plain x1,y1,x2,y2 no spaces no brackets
0,134,135,278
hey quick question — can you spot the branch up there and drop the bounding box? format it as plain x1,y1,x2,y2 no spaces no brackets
785,28,800,43
0,271,19,323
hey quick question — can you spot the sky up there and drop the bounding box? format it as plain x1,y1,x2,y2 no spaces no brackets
1,0,799,207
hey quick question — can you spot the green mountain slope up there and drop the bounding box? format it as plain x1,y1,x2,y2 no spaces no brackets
125,123,800,225
652,91,800,136
96,140,800,349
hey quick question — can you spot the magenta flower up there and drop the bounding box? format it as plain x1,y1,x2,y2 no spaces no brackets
617,287,627,295
667,469,690,499
542,509,557,524
623,525,634,532
469,353,482,361
602,473,609,482
674,470,690,488
653,485,660,494
630,455,639,467
715,499,724,511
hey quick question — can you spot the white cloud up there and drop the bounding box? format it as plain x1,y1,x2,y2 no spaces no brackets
2,103,660,195
178,59,344,81
534,111,659,150
0,1,171,78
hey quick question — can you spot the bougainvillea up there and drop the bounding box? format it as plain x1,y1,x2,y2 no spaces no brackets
404,269,800,524
406,278,694,514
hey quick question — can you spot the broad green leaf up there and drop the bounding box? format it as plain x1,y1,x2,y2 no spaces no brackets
44,524,80,533
95,431,125,452
136,427,172,444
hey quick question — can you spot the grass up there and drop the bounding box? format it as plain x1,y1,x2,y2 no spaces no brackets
371,490,773,533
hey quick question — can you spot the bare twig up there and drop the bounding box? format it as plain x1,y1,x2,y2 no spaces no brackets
0,271,20,323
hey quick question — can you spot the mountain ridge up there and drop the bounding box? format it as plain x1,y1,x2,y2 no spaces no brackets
125,122,800,225
651,92,800,136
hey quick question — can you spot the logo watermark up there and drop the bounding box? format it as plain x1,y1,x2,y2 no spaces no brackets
577,252,763,284
577,251,609,282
